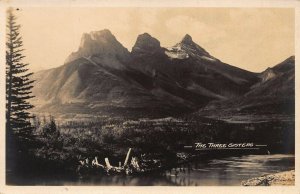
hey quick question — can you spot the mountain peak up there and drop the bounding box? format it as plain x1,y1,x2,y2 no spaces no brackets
175,34,211,57
79,29,115,49
180,34,193,45
134,33,161,48
138,33,155,39
91,29,113,37
65,29,129,64
131,33,163,56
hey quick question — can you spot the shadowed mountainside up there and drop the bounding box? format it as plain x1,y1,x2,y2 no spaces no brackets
197,56,295,122
31,29,293,119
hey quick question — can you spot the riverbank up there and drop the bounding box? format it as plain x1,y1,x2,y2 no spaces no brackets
241,170,295,186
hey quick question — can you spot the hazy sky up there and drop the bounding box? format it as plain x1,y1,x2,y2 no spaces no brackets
15,7,294,72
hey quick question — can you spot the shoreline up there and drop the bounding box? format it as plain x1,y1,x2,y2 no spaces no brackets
242,170,295,186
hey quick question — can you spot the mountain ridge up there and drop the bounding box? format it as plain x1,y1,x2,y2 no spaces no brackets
197,56,295,122
30,29,293,119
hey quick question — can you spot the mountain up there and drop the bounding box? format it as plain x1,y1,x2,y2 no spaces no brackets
131,33,165,57
65,29,130,67
247,56,294,97
32,29,283,119
197,56,295,122
130,33,259,100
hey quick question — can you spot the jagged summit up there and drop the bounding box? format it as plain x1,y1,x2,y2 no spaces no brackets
173,34,211,57
66,30,217,63
33,28,286,119
136,33,159,42
79,29,115,48
84,29,113,38
65,29,129,64
180,34,194,45
131,33,163,56
164,34,213,60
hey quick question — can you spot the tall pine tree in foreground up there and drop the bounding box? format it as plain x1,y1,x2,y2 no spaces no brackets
6,8,35,140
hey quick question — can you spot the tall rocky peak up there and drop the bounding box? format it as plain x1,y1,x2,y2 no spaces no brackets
180,34,194,45
176,34,210,57
79,29,116,49
65,29,130,64
131,33,164,56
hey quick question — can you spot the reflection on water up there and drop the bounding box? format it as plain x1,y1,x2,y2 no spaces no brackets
11,154,294,186
164,154,294,186
64,154,295,186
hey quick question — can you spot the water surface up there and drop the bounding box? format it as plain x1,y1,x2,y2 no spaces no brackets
28,154,294,186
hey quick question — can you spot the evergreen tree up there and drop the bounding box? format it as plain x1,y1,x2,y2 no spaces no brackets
42,115,60,138
6,8,35,140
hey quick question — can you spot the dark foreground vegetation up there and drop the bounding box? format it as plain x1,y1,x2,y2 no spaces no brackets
7,114,295,185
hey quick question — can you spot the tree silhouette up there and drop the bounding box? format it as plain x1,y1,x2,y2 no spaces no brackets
6,8,35,140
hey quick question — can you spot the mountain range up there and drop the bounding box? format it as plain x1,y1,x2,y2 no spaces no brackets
197,56,295,122
31,29,294,120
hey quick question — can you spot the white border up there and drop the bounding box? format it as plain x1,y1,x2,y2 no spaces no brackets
0,0,299,194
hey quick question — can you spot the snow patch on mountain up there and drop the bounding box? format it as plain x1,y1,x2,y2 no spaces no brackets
259,68,277,82
200,56,217,62
165,46,189,59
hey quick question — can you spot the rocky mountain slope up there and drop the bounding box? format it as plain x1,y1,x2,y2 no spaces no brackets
197,56,295,122
31,29,293,119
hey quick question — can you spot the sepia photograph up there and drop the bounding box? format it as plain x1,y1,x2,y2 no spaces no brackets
1,1,299,193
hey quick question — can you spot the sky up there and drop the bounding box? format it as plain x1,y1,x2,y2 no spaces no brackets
14,7,294,72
